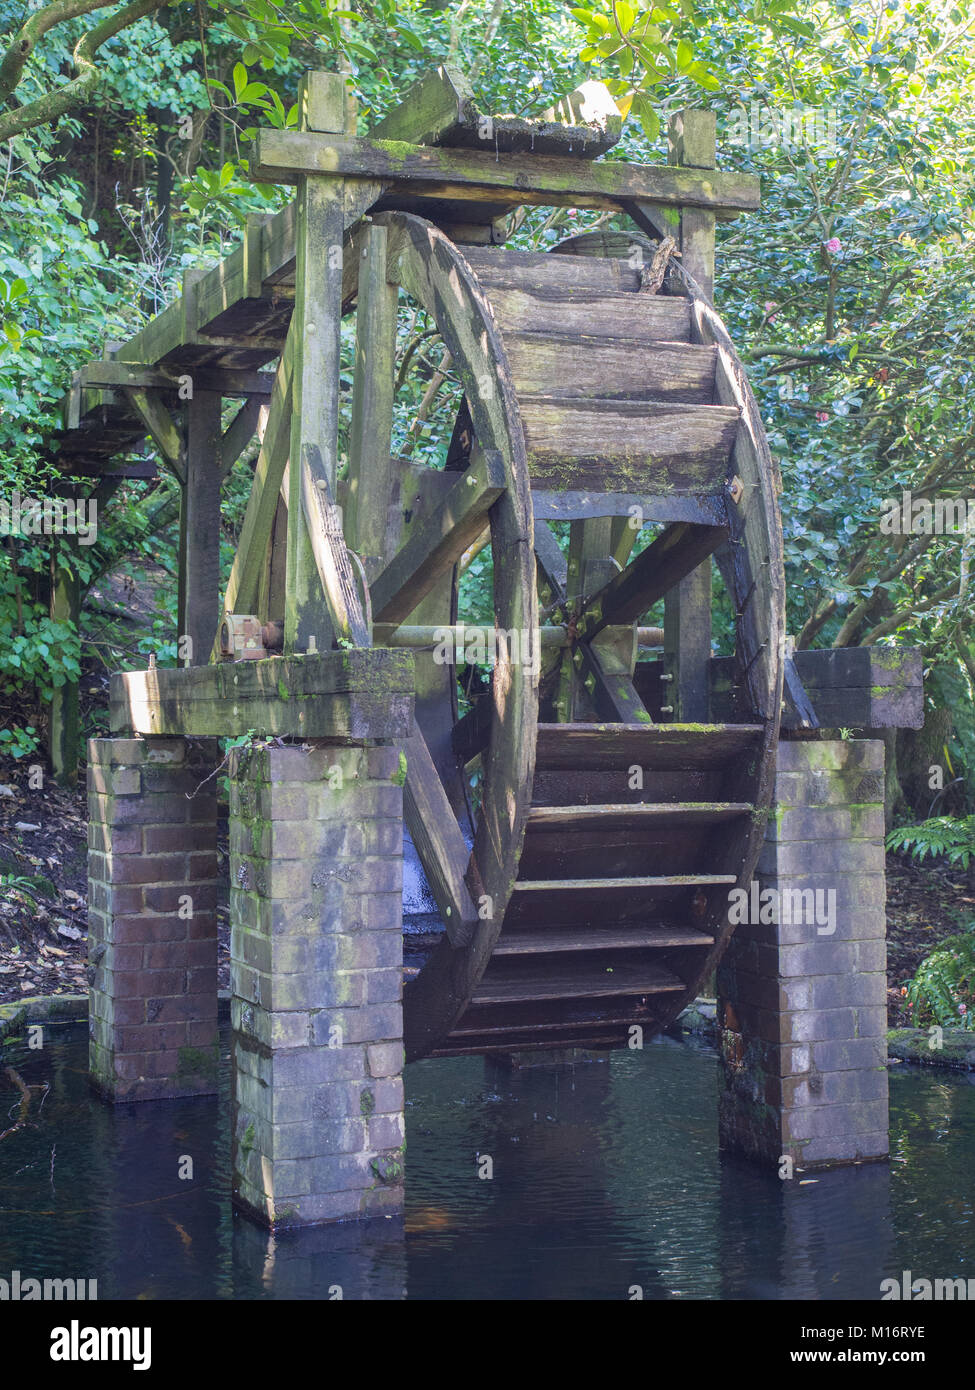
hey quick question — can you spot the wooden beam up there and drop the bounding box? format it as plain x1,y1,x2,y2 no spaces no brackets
219,398,262,481
370,64,472,145
576,520,729,639
178,390,223,665
84,362,276,396
371,447,506,624
252,132,761,216
346,220,398,577
215,322,295,649
669,109,716,300
122,387,185,481
370,65,621,158
402,727,478,948
110,649,414,739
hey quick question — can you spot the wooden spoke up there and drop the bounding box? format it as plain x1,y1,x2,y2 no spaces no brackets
371,447,506,624
574,520,730,639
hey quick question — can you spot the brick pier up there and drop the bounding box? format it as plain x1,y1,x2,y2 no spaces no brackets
229,742,406,1227
87,737,220,1101
717,739,888,1169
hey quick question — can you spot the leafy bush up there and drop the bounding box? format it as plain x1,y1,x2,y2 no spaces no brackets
886,816,975,871
902,927,975,1031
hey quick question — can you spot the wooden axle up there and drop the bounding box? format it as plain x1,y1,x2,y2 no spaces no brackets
372,624,666,650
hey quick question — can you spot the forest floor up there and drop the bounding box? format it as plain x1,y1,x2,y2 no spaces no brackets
0,750,971,1030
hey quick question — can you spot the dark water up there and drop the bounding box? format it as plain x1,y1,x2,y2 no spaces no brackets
0,1023,972,1300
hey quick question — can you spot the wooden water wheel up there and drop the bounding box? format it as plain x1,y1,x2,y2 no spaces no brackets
72,69,784,1065
338,207,785,1062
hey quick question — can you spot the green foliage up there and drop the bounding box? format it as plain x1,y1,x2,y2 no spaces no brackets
887,816,975,871
903,926,975,1031
0,726,39,758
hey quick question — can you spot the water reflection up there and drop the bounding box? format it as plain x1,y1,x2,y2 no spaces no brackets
0,1027,973,1299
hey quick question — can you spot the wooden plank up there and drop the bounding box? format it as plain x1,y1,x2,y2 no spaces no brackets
465,245,641,292
512,874,736,892
371,447,506,623
346,221,398,576
402,727,478,948
110,649,413,738
178,391,223,665
526,803,751,830
534,721,762,771
471,963,686,1004
504,333,716,403
577,521,729,638
492,924,715,954
519,398,738,491
253,132,761,216
486,284,690,343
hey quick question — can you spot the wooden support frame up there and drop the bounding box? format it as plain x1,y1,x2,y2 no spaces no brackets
254,132,760,217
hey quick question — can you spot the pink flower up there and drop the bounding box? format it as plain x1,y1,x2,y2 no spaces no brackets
825,237,842,254
764,300,778,322
816,410,830,423
960,1003,968,1015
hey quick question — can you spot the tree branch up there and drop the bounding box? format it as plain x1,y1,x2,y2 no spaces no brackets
0,0,172,144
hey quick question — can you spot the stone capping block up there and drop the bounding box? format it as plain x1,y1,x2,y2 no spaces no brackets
109,648,415,740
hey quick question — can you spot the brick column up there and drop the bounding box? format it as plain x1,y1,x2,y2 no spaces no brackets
229,742,404,1228
87,737,220,1101
717,739,888,1169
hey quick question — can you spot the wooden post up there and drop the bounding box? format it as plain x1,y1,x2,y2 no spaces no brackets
558,517,615,720
284,72,357,654
178,389,223,665
668,109,717,300
664,561,712,721
346,221,398,580
49,549,79,785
